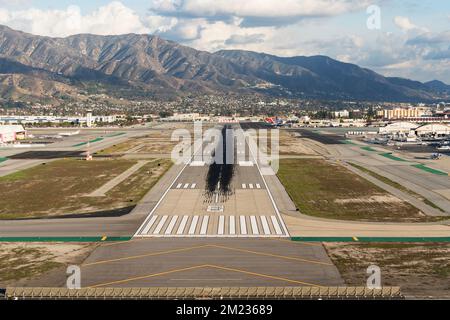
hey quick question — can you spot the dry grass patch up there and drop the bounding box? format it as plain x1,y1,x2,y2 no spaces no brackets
277,159,441,222
0,243,95,286
0,158,172,219
325,242,450,298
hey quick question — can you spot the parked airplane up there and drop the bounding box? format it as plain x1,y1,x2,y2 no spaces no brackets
264,117,285,127
58,130,80,137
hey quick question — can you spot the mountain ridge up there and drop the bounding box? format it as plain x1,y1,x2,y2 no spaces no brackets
0,24,448,103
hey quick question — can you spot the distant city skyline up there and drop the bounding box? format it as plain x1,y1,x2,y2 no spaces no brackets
0,0,449,83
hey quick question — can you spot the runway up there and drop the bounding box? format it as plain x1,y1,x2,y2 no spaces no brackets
135,124,289,238
0,128,146,177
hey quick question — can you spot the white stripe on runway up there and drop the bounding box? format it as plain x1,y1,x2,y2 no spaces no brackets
184,183,189,189
260,216,271,235
176,183,182,189
249,184,254,189
153,215,168,234
177,216,189,235
191,183,197,189
218,216,225,235
229,216,236,235
240,216,247,235
256,184,261,189
200,216,209,235
250,216,259,235
141,215,158,235
271,216,283,235
165,216,178,235
188,216,199,235
242,184,247,189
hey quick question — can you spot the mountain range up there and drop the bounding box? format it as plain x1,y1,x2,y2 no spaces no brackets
0,24,449,104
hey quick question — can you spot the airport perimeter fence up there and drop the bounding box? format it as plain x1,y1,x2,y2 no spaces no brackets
1,287,404,300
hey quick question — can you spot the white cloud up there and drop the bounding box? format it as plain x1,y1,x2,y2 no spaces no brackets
0,1,150,37
394,16,428,33
151,0,371,19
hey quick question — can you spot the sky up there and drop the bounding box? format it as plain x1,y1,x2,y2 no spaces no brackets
0,0,449,83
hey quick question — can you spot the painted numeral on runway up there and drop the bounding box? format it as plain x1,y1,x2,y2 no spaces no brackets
165,216,178,235
229,216,236,235
260,216,271,235
142,215,158,235
177,216,189,235
250,216,259,235
271,216,283,235
200,216,209,235
188,216,199,235
218,216,225,235
240,216,247,235
153,216,168,234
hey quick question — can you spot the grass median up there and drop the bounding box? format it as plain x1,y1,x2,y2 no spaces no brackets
0,158,172,219
277,158,443,222
348,162,445,213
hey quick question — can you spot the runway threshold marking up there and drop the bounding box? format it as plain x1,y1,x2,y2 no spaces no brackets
218,216,225,235
165,216,179,235
142,216,158,234
88,264,324,288
260,216,271,235
200,216,209,235
189,216,199,235
153,216,168,234
270,216,283,235
240,216,247,235
250,216,259,235
229,216,236,235
177,216,189,235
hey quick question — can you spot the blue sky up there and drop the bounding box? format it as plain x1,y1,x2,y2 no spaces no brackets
0,1,449,83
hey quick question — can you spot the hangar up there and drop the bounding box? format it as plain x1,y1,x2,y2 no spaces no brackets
415,124,450,138
379,122,419,135
0,125,27,143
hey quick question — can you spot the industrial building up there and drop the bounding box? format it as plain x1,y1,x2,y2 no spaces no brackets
379,122,419,134
0,115,117,126
377,107,432,120
0,125,27,143
415,124,450,138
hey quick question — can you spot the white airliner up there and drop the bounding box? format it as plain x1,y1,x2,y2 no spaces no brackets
58,130,80,137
